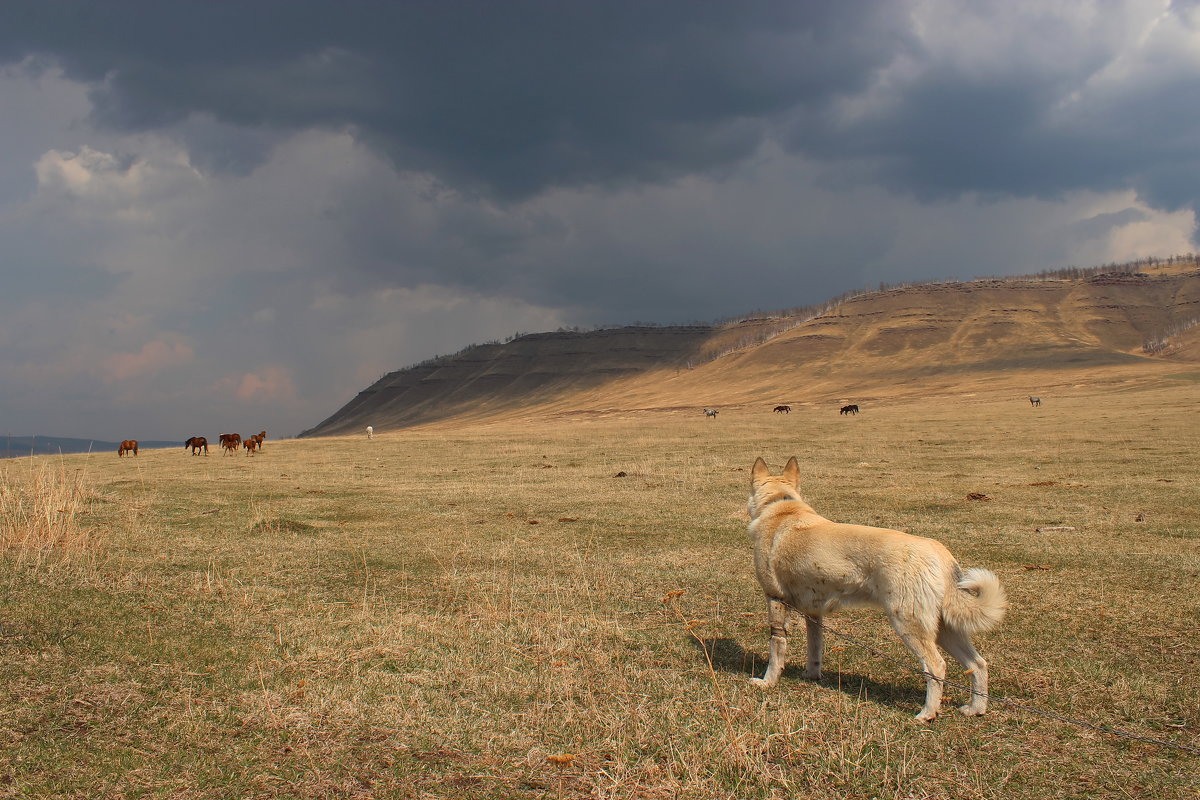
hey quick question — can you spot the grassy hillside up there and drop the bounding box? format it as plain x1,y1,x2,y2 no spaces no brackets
3,379,1198,798
304,266,1200,436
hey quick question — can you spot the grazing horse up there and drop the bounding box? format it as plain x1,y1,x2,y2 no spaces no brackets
840,404,860,415
185,436,208,455
118,440,138,457
703,408,719,419
1029,396,1041,407
366,425,374,440
243,437,259,455
773,405,791,414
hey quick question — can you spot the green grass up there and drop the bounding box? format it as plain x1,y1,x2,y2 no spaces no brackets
2,382,1198,798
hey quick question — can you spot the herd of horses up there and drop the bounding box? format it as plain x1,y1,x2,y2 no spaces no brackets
122,396,1045,456
704,396,1041,419
114,431,267,457
182,432,266,455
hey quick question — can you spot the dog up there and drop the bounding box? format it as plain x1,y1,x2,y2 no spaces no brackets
746,457,1007,721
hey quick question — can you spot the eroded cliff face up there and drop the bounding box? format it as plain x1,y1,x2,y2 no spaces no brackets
300,326,721,436
300,270,1200,436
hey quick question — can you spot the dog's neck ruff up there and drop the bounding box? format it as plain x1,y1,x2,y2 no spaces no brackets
753,489,804,516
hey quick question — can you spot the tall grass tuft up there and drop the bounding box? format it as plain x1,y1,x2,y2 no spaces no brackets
0,460,101,567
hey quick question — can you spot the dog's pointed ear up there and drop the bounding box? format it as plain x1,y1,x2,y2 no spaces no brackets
751,457,770,484
783,456,800,487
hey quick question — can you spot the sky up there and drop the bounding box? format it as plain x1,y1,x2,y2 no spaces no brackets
2,1,1198,440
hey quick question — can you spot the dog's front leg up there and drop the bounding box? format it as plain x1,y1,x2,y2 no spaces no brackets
803,614,823,679
750,598,790,688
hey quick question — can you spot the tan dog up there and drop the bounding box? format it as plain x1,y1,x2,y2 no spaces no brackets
747,457,1007,721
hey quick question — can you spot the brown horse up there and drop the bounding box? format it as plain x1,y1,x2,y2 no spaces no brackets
220,436,240,456
840,404,860,415
118,440,138,457
249,431,266,448
185,436,208,455
773,405,791,414
243,437,259,455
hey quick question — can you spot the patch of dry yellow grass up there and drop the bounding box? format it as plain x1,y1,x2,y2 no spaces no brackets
0,460,104,567
1,378,1198,798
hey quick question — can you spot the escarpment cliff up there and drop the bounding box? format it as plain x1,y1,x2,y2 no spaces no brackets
301,267,1200,436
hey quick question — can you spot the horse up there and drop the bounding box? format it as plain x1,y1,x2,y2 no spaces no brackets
243,437,259,455
703,408,719,419
118,440,138,457
252,430,266,448
366,425,374,440
773,405,791,414
1029,396,1041,407
220,436,240,456
840,404,860,415
185,436,208,455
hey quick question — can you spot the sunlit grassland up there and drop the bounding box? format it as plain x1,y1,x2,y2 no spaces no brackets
2,380,1198,798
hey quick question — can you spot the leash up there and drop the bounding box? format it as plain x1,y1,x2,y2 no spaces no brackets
808,617,1200,756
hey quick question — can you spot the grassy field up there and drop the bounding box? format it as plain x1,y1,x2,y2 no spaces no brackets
2,380,1199,799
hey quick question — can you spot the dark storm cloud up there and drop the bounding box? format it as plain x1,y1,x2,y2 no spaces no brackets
5,1,1196,218
2,1,908,195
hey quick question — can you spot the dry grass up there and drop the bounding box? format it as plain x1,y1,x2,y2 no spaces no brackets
0,460,106,568
1,379,1198,798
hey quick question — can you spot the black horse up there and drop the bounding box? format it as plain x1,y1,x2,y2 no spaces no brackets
840,404,860,415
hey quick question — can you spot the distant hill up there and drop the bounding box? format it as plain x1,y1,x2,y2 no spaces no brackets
0,436,179,459
300,261,1200,437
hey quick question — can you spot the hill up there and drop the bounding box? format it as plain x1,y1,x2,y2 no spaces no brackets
300,263,1200,436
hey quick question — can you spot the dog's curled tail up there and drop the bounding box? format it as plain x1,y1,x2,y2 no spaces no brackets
943,567,1007,636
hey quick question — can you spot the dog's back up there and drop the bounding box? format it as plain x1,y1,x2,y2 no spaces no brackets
750,503,962,627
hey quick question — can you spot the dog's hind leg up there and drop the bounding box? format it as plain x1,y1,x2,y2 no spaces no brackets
891,620,947,722
937,627,989,716
750,598,790,688
803,614,823,679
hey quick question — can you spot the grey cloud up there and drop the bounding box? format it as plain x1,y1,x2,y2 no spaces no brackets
1069,207,1149,240
6,1,1195,223
1,1,905,198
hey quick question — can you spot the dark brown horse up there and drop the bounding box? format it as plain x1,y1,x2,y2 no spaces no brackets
839,404,860,415
118,440,138,456
220,435,240,456
185,436,208,455
773,405,791,414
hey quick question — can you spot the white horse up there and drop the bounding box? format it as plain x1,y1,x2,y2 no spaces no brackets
366,425,374,439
